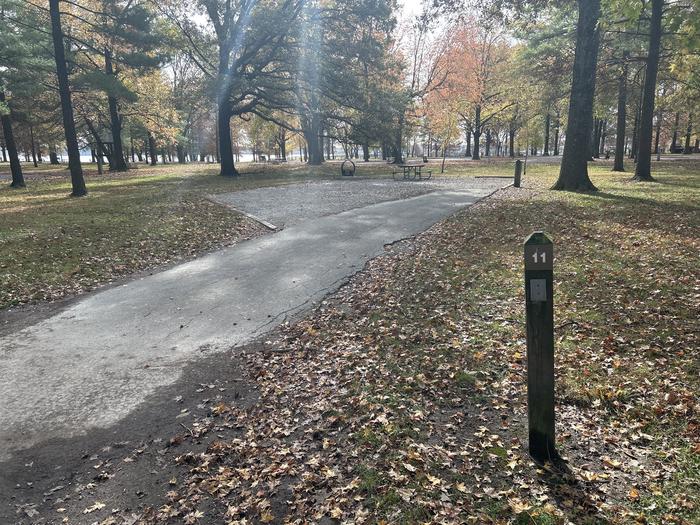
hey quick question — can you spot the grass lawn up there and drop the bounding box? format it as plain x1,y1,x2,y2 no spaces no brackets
135,158,699,524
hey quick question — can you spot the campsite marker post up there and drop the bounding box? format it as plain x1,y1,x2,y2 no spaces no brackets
524,231,557,463
514,160,522,187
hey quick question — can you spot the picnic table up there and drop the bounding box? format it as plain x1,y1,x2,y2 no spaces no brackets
392,162,432,181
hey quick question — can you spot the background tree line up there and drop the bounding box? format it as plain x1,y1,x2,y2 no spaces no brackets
0,0,698,194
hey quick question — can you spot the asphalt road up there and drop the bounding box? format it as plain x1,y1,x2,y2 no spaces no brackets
0,179,505,463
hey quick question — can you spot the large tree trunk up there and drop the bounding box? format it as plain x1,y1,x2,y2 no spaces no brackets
553,0,600,191
49,0,86,196
684,113,693,154
362,141,369,162
465,130,471,157
105,50,128,171
0,91,25,188
472,105,481,160
302,113,323,165
485,128,491,157
633,0,662,181
217,103,238,176
543,113,550,156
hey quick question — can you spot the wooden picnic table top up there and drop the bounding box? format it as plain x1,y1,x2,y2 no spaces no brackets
397,163,424,168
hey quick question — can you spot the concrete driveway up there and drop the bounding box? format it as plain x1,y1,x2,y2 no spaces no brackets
0,177,506,462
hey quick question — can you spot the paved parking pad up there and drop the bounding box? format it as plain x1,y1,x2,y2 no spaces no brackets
211,177,506,227
0,176,507,461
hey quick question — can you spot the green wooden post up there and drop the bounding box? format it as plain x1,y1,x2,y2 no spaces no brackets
524,232,557,463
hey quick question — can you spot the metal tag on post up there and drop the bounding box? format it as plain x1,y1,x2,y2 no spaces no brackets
524,231,558,464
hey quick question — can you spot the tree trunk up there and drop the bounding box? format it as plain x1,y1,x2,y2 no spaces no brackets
392,113,404,164
614,60,630,172
217,104,238,176
553,113,560,155
670,112,680,152
0,91,25,188
362,141,369,162
29,124,38,167
148,132,157,165
49,0,86,196
472,105,481,160
214,112,220,163
684,113,693,154
543,113,550,156
509,129,515,157
653,110,662,155
485,128,491,157
50,145,60,164
177,144,186,163
592,118,601,159
553,0,600,191
465,131,471,157
630,102,639,159
303,113,323,165
600,119,607,155
441,142,447,173
85,117,112,168
105,49,128,171
633,0,662,181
